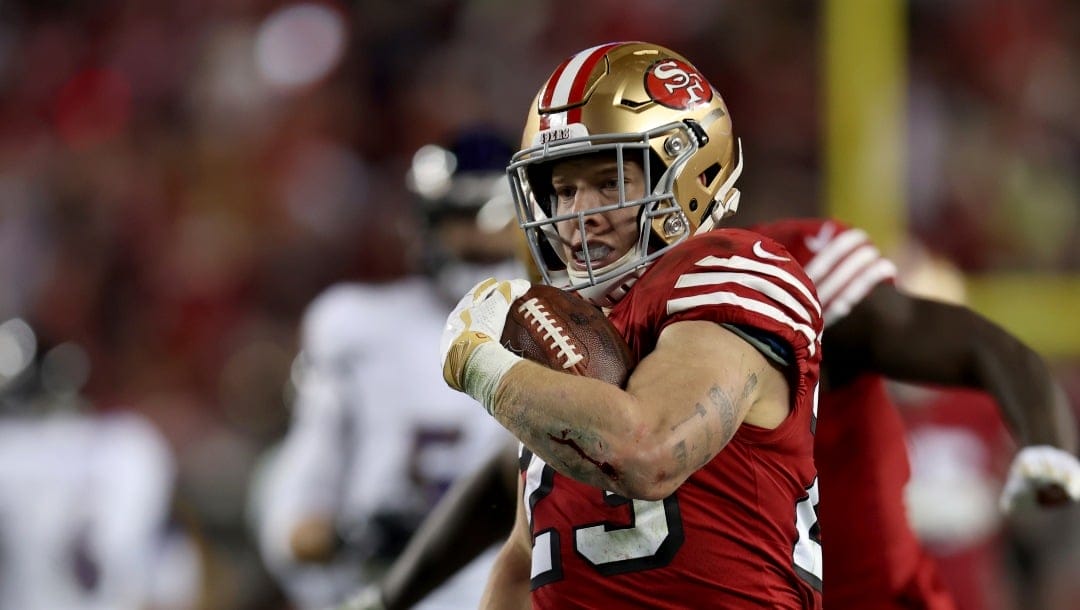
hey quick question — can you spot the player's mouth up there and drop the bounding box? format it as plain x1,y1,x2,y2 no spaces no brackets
571,242,615,270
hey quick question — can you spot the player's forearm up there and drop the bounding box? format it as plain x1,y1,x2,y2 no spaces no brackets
931,300,1077,452
864,295,1077,453
968,331,1077,453
491,353,741,500
492,361,649,494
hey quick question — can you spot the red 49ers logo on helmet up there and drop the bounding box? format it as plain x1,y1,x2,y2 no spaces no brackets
645,58,713,109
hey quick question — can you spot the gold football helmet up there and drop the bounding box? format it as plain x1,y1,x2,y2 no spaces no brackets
507,41,742,304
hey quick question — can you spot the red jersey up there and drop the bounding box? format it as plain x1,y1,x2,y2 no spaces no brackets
522,230,824,609
750,218,957,609
899,387,1014,610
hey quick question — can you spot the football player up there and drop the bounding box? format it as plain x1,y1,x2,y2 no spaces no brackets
0,320,193,610
745,218,1078,609
249,129,520,610
342,219,1078,610
442,42,824,609
337,60,1080,610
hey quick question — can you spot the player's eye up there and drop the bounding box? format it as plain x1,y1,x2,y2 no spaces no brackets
554,186,576,207
601,178,622,192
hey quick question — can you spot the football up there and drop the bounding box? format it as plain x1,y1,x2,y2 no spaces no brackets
500,284,635,387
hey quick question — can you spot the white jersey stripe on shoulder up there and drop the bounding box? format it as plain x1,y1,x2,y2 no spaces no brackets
523,452,545,524
667,290,818,356
815,244,886,306
823,259,897,327
694,255,821,316
802,228,869,283
549,43,612,108
675,271,814,326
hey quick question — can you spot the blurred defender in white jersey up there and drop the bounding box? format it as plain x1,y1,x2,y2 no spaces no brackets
0,320,195,610
250,129,521,610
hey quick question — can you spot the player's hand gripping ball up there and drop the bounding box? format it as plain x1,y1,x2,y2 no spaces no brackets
441,278,531,395
500,284,635,388
441,279,636,414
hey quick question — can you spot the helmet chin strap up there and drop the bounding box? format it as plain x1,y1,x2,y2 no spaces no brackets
698,188,741,233
576,265,648,308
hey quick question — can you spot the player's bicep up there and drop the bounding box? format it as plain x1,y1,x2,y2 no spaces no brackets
628,320,781,465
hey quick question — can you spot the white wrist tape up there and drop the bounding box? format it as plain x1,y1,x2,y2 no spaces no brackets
462,341,523,415
1000,444,1080,513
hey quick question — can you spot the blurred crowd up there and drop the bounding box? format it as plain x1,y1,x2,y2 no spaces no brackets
0,1,1077,609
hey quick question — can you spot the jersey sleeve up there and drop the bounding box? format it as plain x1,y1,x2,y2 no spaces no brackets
750,218,897,327
659,230,823,363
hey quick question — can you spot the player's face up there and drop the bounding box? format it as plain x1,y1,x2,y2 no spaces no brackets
550,155,644,272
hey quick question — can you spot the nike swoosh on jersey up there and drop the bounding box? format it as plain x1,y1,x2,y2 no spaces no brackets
753,240,790,262
803,222,837,253
669,254,822,355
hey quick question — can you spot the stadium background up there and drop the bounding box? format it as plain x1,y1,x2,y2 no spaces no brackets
0,0,1077,608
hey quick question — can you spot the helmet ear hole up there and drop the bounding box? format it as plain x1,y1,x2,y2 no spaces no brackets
646,150,667,193
688,199,698,212
700,162,722,188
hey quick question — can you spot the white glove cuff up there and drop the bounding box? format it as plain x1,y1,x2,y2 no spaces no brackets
462,341,523,415
1000,444,1080,513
